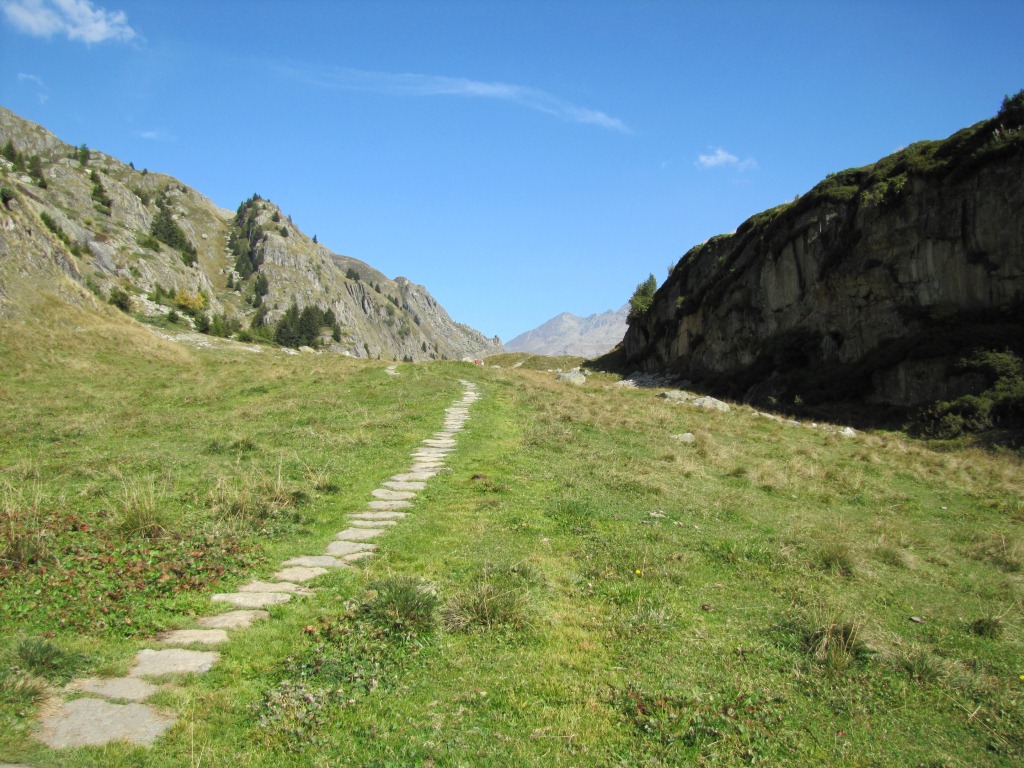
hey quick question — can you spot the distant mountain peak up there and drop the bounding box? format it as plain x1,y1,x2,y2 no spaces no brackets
505,305,628,357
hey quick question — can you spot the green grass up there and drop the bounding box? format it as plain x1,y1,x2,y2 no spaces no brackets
1,319,1022,766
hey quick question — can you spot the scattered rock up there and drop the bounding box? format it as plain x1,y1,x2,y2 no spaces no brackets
670,432,696,443
659,389,694,403
691,396,731,412
556,370,586,386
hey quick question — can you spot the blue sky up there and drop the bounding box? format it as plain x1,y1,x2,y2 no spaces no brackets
2,1,1022,341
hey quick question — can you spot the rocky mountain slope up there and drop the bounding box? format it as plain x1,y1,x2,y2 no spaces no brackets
0,106,501,361
505,304,628,357
621,94,1024,414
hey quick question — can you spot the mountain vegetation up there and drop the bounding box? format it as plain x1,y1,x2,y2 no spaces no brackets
0,106,500,362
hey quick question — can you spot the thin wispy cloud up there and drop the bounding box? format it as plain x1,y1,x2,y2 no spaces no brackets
2,0,136,44
696,146,757,171
140,129,174,142
17,72,49,103
279,64,631,133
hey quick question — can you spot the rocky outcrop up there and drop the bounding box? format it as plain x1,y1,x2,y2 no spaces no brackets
506,305,628,357
622,100,1024,408
0,106,500,360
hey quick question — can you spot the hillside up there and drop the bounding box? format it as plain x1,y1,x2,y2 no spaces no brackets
620,94,1024,429
1,316,1022,765
0,106,501,361
504,304,628,357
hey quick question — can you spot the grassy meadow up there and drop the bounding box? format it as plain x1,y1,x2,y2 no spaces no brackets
1,311,1023,766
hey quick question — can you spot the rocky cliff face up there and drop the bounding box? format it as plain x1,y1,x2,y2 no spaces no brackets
0,106,501,360
622,100,1024,409
505,305,628,357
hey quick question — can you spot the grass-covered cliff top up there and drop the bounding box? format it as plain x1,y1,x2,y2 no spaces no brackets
730,89,1024,250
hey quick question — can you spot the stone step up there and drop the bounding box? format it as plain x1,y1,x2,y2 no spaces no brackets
238,580,313,595
348,518,397,527
130,648,219,678
368,499,413,510
336,527,386,541
355,510,409,520
157,629,229,646
372,488,416,500
36,698,176,749
281,555,347,568
211,592,291,609
382,480,427,491
69,676,160,702
198,610,270,629
389,468,434,481
326,540,376,557
273,565,328,582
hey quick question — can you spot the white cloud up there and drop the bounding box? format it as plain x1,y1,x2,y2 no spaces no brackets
17,71,49,102
279,64,631,133
697,146,757,171
2,0,136,44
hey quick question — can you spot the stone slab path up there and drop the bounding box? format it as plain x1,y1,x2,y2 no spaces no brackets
31,377,480,754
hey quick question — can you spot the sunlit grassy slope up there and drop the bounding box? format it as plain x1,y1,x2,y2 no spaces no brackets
1,312,1022,766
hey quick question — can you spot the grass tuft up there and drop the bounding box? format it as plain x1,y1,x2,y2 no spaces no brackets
361,575,439,637
815,539,857,577
441,564,533,632
14,636,86,682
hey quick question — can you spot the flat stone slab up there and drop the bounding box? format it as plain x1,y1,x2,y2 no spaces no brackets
372,488,416,500
348,518,397,527
326,540,376,557
211,592,291,609
36,698,176,748
158,629,229,646
392,471,437,482
342,551,375,563
281,555,346,568
423,439,456,448
273,566,327,582
410,462,445,470
336,527,386,540
368,500,413,510
131,648,219,678
356,510,408,520
382,480,427,491
238,580,313,595
71,676,160,702
198,610,270,629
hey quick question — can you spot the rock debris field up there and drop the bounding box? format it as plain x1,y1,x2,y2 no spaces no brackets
19,376,481,755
